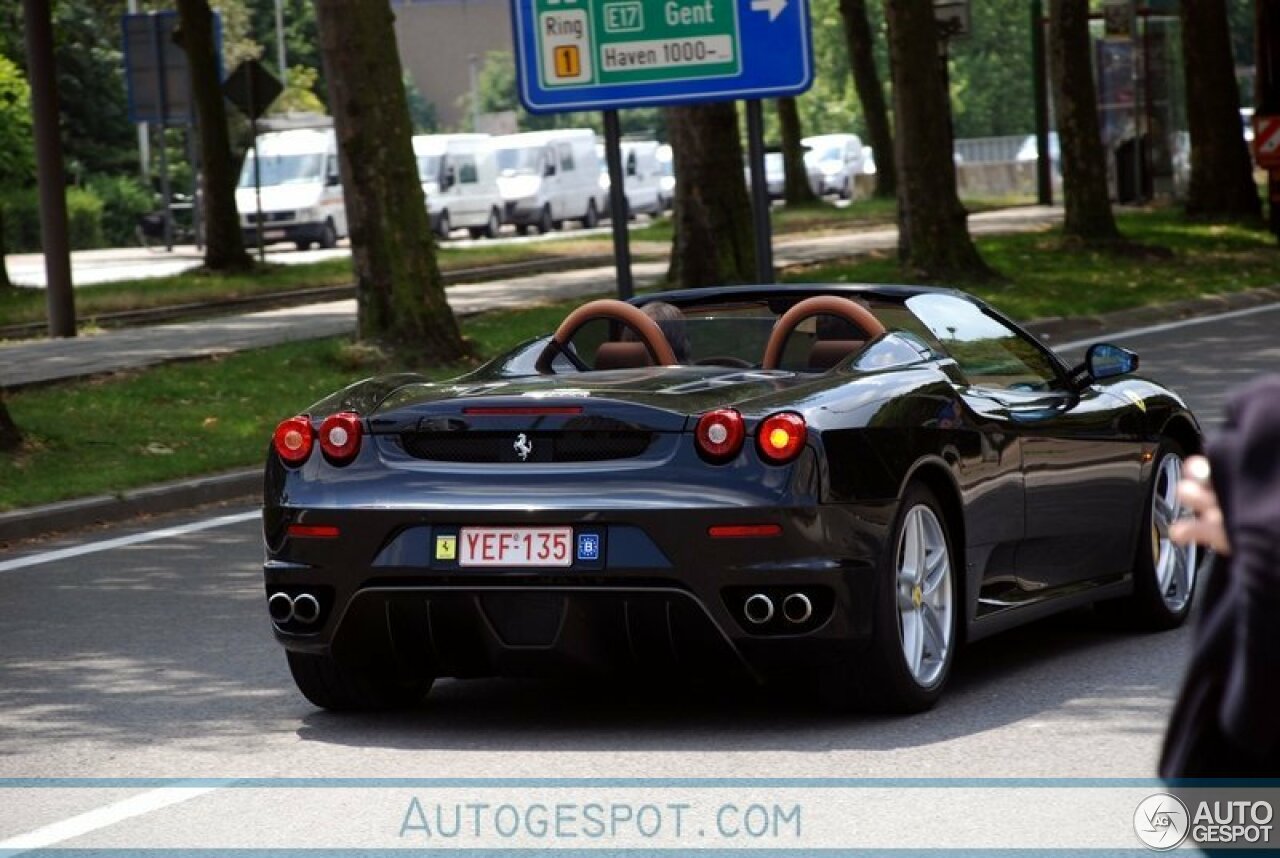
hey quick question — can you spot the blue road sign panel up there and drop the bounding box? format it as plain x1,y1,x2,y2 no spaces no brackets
511,0,813,113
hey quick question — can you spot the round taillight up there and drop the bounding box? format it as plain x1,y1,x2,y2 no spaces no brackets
695,409,745,463
319,411,362,464
756,412,807,464
272,416,314,466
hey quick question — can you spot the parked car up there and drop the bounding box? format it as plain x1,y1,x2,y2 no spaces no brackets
413,134,503,240
263,284,1202,713
656,143,675,211
802,133,865,199
491,129,605,234
1016,132,1062,177
237,127,348,251
597,140,665,218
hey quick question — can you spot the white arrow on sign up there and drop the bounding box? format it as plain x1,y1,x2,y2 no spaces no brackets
750,0,787,22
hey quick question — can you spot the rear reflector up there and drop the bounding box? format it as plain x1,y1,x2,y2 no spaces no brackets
462,406,584,415
287,524,340,539
709,524,783,539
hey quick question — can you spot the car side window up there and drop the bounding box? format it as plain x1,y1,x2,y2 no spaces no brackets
558,143,575,172
906,294,1062,390
457,156,478,185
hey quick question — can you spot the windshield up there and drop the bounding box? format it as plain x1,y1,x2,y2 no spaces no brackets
807,145,843,163
416,155,441,183
493,147,542,176
238,153,324,188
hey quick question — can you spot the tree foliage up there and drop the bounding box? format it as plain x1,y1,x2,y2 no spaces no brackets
0,54,34,290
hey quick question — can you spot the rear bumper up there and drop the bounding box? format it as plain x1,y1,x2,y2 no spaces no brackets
262,502,894,684
242,221,326,246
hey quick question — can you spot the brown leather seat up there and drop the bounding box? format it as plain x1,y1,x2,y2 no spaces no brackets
594,341,654,370
807,339,865,370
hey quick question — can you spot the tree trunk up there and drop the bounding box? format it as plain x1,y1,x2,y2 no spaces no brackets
314,0,466,361
665,102,757,287
777,97,818,206
1048,0,1121,243
884,0,989,279
0,205,12,289
174,0,252,271
0,393,20,452
1180,0,1260,218
839,0,896,199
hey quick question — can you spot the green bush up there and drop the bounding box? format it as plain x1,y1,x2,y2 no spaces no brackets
87,175,153,247
1,187,105,253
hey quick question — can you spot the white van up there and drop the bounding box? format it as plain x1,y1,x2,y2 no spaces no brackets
802,133,866,199
413,134,504,240
237,128,348,250
490,130,606,234
597,139,665,217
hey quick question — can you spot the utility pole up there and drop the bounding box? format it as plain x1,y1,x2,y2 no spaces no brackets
274,0,288,88
129,0,150,184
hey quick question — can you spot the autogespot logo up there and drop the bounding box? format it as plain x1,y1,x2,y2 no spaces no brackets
1134,793,1190,851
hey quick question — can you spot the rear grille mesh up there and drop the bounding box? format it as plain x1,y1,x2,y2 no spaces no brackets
400,429,654,463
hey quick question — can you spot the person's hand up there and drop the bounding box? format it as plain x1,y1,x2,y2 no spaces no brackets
1169,455,1231,555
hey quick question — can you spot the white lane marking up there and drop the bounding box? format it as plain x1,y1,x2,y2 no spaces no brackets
1055,301,1280,353
0,509,259,574
0,784,224,854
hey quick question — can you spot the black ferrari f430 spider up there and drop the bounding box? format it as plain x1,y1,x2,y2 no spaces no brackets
262,285,1202,712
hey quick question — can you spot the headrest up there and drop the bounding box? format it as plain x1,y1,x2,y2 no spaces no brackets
807,339,865,370
594,341,654,370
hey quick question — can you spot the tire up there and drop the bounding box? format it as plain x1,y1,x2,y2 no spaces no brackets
824,482,958,713
286,650,433,712
1097,441,1198,630
318,219,338,249
516,224,531,236
536,205,554,234
582,200,599,229
435,210,451,240
481,207,501,239
841,177,854,201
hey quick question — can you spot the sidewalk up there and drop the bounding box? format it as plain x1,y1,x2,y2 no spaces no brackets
0,206,1064,390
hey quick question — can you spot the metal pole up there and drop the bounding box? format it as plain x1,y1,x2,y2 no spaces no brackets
1030,0,1053,206
469,54,481,132
251,74,265,263
151,13,174,251
187,127,202,250
22,0,75,337
274,0,287,88
745,99,773,284
603,110,633,301
128,0,150,184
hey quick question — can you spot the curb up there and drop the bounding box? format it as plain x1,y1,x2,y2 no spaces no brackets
0,469,260,546
4,284,1277,546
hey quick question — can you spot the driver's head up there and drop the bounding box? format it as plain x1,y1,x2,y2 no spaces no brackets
624,301,690,363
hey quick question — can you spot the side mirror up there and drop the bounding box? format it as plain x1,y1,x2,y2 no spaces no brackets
1082,343,1139,383
440,166,456,191
543,161,557,177
325,173,341,188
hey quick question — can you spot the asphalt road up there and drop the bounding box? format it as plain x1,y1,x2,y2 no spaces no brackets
0,304,1275,850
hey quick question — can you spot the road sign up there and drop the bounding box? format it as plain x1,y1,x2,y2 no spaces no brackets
1255,115,1280,169
122,12,195,124
510,0,813,113
223,58,284,121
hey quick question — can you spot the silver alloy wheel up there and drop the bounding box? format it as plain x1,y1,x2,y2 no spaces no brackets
895,504,953,688
1151,452,1197,613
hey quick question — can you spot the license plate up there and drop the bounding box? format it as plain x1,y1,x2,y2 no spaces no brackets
458,527,573,567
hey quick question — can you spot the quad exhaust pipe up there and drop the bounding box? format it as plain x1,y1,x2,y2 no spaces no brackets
268,592,320,625
742,591,813,626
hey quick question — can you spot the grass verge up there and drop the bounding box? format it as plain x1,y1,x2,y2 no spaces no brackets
784,209,1280,320
4,206,1271,512
0,297,592,511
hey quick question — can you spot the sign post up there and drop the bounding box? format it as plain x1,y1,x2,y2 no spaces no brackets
510,0,813,290
223,59,284,263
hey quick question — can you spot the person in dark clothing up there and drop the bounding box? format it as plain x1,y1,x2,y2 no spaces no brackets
1160,375,1280,778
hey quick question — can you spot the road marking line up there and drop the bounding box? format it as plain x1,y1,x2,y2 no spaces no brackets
0,783,225,854
1056,300,1280,352
0,510,259,574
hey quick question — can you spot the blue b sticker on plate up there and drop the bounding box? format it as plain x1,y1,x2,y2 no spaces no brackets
576,533,600,562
